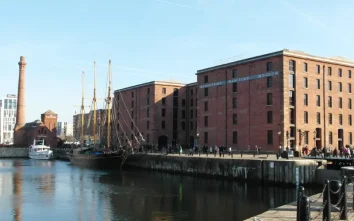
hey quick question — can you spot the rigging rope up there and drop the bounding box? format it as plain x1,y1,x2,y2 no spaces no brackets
111,102,122,147
116,90,145,142
114,96,140,145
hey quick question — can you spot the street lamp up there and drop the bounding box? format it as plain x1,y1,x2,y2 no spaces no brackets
313,130,317,148
277,131,281,149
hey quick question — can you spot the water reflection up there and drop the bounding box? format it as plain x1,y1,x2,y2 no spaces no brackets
0,159,320,221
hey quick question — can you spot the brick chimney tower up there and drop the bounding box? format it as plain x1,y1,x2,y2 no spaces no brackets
14,56,26,145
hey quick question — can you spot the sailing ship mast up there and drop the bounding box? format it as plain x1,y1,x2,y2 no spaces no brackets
81,71,85,147
107,60,112,150
93,62,97,147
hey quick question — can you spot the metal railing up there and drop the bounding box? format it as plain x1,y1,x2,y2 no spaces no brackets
297,176,353,220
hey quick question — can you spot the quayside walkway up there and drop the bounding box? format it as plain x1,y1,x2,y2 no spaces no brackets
246,183,354,221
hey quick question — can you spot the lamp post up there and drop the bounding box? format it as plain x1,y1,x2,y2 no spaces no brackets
278,131,281,148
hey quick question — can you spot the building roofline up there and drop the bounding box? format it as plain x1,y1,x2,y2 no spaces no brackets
114,81,186,93
196,50,284,74
186,82,197,87
196,49,354,74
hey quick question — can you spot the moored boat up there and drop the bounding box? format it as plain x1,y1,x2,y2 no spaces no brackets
29,139,54,160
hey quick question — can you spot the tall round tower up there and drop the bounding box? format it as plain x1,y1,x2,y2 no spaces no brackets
14,56,26,145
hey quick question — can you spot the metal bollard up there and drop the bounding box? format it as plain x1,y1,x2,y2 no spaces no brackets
253,152,256,157
241,151,242,158
323,180,331,221
329,180,342,205
299,196,311,221
340,176,348,220
297,186,305,221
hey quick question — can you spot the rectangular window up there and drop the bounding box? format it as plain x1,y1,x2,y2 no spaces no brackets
349,98,352,109
232,69,237,78
289,60,295,71
350,132,353,145
304,63,308,72
162,97,166,105
304,131,309,144
328,96,332,108
339,82,342,92
204,116,208,127
328,81,332,91
131,91,134,98
161,120,165,129
267,77,272,88
266,62,272,71
316,65,320,74
233,131,238,144
267,130,273,145
233,97,237,108
349,70,352,79
329,132,333,144
204,132,208,144
147,97,150,105
190,122,193,130
190,109,193,118
204,88,208,97
181,122,185,130
147,108,150,118
316,79,320,89
316,95,320,107
147,121,150,129
304,94,308,106
182,99,185,106
267,111,273,123
349,115,352,126
204,75,208,83
147,88,150,94
190,98,193,106
131,100,134,108
182,110,185,118
162,88,166,94
304,111,308,124
232,83,237,92
289,74,295,88
339,114,343,125
204,101,208,111
190,89,193,95
317,112,321,124
339,97,343,108
131,122,133,130
329,113,332,125
161,108,166,117
233,113,237,124
349,83,352,93
304,77,308,88
267,93,272,105
328,67,332,76
339,68,342,77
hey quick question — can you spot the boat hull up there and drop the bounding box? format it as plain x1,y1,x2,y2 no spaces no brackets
29,153,54,160
68,154,124,169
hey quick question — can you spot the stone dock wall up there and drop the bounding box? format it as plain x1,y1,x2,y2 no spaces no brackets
126,154,320,186
0,147,28,157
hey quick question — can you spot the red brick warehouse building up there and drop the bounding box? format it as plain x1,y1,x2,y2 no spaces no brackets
196,49,354,151
113,81,197,148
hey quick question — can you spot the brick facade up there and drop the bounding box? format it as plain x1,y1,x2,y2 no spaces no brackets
113,81,197,148
197,49,354,151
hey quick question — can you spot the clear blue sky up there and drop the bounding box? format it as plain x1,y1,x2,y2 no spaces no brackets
1,0,354,124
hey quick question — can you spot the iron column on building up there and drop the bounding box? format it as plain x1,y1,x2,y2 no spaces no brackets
225,70,228,147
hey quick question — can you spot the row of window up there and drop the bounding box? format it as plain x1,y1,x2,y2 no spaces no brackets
289,60,353,78
127,87,181,99
305,94,353,109
203,130,274,145
301,131,353,145
304,112,353,125
303,78,353,93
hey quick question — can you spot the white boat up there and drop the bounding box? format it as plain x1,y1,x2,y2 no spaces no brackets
29,139,54,160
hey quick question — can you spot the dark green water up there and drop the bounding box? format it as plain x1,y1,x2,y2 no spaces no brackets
0,159,319,221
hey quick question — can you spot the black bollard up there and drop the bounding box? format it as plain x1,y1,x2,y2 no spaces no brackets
297,186,305,221
276,153,279,159
253,152,256,157
299,196,311,221
323,180,331,221
241,151,243,158
340,176,348,220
